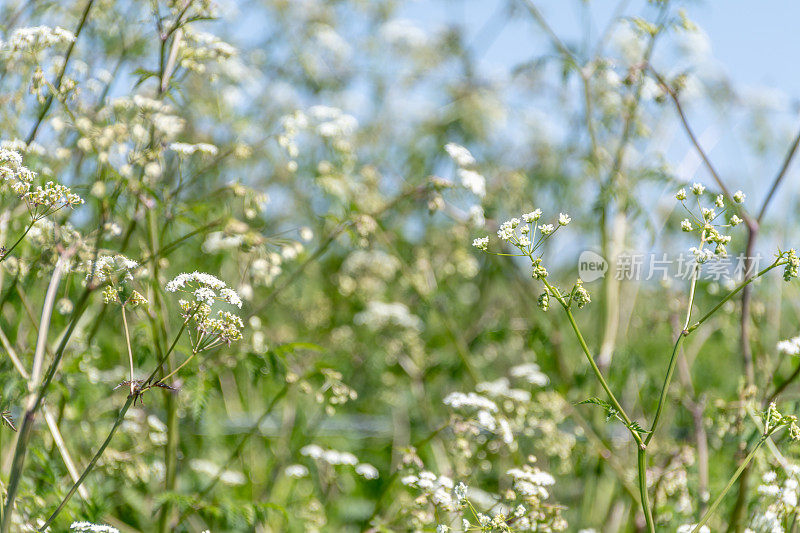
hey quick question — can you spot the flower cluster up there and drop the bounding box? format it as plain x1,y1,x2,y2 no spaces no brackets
84,254,147,307
166,272,244,350
763,402,800,440
777,334,800,356
278,106,358,169
179,29,236,74
401,468,462,514
189,458,246,486
353,300,422,331
676,183,744,263
474,209,570,263
747,467,800,532
473,209,590,312
784,249,799,281
0,148,36,197
443,366,576,463
23,181,84,214
444,390,514,445
444,142,486,197
2,26,75,52
300,444,379,480
70,522,119,533
1,148,83,219
400,454,567,532
168,142,219,157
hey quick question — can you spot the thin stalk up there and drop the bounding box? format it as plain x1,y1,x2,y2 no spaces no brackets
38,307,191,528
38,396,135,531
647,258,784,444
1,257,67,532
646,334,686,445
646,256,701,443
638,448,656,533
26,0,95,144
121,305,136,395
0,219,36,264
687,259,783,334
0,318,88,500
158,349,198,384
143,317,191,387
691,435,768,533
542,279,641,445
172,383,290,529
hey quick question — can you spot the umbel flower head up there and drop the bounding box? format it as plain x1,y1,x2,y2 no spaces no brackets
676,183,744,263
0,148,83,219
472,209,589,311
473,208,569,263
763,402,800,440
784,249,799,281
166,271,244,351
85,254,147,308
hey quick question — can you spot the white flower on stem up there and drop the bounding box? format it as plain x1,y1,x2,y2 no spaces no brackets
285,464,309,478
472,237,489,250
733,190,746,203
458,169,486,197
70,523,119,533
558,212,571,226
166,272,244,349
444,142,476,167
777,336,800,356
691,183,705,196
522,209,542,222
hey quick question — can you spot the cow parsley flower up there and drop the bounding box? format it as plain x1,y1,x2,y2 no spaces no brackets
784,249,799,281
571,279,591,308
70,522,119,533
458,169,486,197
472,236,489,251
444,142,476,167
166,272,244,350
4,26,75,52
777,336,800,356
691,183,705,195
677,182,740,263
285,464,309,478
169,142,219,157
522,209,542,222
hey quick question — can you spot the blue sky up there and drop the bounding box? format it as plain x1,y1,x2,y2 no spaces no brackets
398,1,800,257
402,1,800,96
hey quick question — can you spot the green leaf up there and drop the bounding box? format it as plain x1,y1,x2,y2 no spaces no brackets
577,397,620,422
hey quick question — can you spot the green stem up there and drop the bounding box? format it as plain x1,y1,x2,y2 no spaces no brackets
543,279,641,446
646,335,685,445
691,435,767,533
0,219,36,263
647,258,784,445
638,448,656,533
38,396,135,531
687,259,783,334
158,349,198,384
